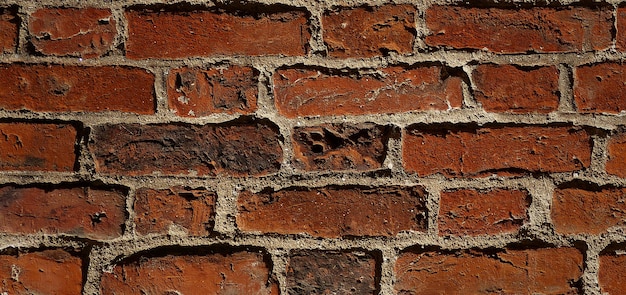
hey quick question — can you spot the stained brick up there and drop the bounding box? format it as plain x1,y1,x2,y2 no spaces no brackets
135,187,216,235
293,123,391,171
395,247,583,294
274,66,463,117
425,6,612,53
90,121,282,176
29,8,116,58
167,66,258,117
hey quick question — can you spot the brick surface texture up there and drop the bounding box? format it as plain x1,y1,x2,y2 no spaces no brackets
1,1,625,294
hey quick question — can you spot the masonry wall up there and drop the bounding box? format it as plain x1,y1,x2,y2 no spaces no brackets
0,0,626,294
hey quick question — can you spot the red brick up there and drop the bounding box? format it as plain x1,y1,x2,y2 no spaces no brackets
29,8,116,58
616,7,626,51
552,187,626,235
167,66,258,117
607,133,626,178
403,125,591,177
0,64,155,114
90,121,282,176
287,251,378,294
439,189,530,236
425,6,612,53
126,8,309,59
0,249,83,295
100,251,278,294
0,123,77,172
237,186,426,238
0,186,125,239
323,5,415,57
473,64,559,113
574,63,626,114
395,247,583,294
0,8,18,54
135,187,216,235
274,66,463,118
600,252,626,294
293,123,391,171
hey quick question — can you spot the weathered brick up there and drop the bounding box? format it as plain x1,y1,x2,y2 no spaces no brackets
0,64,155,114
395,247,583,294
0,186,125,239
90,121,282,176
403,125,591,177
135,187,216,236
0,7,18,54
473,64,559,113
126,7,310,59
552,186,626,235
100,251,278,294
607,132,626,178
439,189,530,236
425,6,612,53
29,8,116,58
293,123,391,171
237,186,426,238
274,66,463,117
599,251,626,294
0,123,77,172
616,7,626,51
287,251,378,294
323,5,415,57
574,63,626,114
167,66,258,117
0,250,83,295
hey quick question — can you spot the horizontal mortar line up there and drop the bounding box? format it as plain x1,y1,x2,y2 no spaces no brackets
0,0,603,9
0,109,624,129
2,50,626,69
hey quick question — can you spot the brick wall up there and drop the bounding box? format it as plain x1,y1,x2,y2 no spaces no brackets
0,0,625,294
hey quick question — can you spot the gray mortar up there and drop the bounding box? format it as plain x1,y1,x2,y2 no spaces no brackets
0,0,626,294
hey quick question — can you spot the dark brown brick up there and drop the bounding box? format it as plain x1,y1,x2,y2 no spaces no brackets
135,187,216,235
126,8,310,59
323,5,415,57
293,123,391,171
237,186,426,238
0,64,155,114
0,7,18,54
274,66,463,117
0,123,77,172
167,66,258,117
29,8,116,58
90,121,282,176
0,250,83,295
287,251,378,294
101,251,278,294
426,6,612,53
439,189,531,236
473,64,559,113
403,125,592,177
395,248,583,294
600,252,626,294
